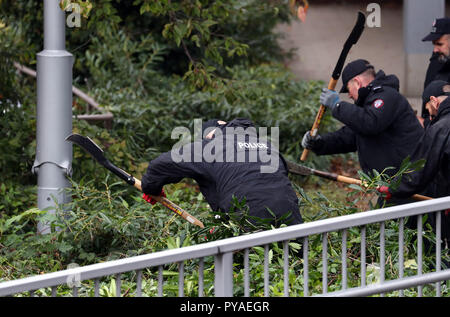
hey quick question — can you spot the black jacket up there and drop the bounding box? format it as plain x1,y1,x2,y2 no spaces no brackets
311,70,424,176
393,97,450,199
392,97,450,243
141,118,303,226
423,53,450,119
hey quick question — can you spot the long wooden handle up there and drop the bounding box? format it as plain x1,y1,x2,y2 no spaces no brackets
300,78,339,161
324,173,432,201
133,178,205,228
311,169,361,185
410,194,433,201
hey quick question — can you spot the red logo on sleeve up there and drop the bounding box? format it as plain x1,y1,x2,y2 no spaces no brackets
372,99,384,109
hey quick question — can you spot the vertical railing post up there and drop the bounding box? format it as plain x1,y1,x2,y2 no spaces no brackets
360,226,366,288
264,244,269,297
303,237,309,296
435,211,441,297
322,232,328,294
380,222,385,297
214,252,233,297
34,0,73,234
244,248,250,297
417,215,423,296
283,241,289,297
399,218,404,297
341,230,347,290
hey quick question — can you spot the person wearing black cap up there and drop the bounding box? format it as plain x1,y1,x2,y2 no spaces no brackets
301,59,424,182
378,80,450,252
422,18,450,125
141,118,303,229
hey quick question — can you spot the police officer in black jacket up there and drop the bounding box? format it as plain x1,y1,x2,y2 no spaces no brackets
422,18,450,125
380,80,450,250
301,59,424,179
141,118,303,228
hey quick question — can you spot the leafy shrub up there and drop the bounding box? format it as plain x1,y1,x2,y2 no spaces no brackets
79,26,335,164
0,23,37,184
0,0,334,194
1,166,448,296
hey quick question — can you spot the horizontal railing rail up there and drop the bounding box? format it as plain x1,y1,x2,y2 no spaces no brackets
316,269,450,297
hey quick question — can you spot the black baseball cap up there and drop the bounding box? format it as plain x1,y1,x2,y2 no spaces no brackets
422,18,450,42
422,80,450,104
340,59,374,93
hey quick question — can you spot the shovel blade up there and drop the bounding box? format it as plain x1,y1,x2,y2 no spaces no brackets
347,11,366,45
286,160,312,176
331,11,366,80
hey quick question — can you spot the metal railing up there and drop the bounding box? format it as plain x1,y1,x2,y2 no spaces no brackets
1,197,450,297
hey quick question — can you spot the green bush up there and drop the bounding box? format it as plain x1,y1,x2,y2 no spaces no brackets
0,22,37,184
0,0,333,193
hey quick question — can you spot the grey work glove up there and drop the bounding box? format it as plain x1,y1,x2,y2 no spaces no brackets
301,131,321,150
319,88,340,111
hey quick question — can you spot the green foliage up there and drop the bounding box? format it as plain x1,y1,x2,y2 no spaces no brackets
0,183,37,219
0,22,37,183
353,156,426,209
134,0,292,88
298,156,428,218
0,0,326,191
1,0,293,89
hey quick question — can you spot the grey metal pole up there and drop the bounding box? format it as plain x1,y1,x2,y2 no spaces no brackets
33,0,73,234
403,0,445,97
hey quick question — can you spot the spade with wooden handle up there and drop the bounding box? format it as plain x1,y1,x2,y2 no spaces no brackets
66,133,204,228
286,160,432,201
300,11,366,161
